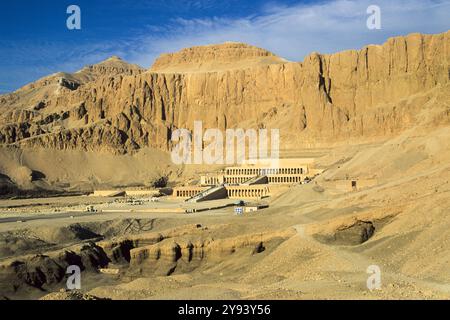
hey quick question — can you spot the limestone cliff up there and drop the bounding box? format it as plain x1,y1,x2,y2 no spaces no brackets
0,32,448,156
150,42,287,73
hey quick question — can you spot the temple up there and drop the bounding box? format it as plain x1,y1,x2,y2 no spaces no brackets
173,158,323,202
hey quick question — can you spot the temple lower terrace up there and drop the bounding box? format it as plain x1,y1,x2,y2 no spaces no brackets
173,186,209,198
173,158,324,202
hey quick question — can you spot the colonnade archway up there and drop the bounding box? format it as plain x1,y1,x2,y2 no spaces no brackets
267,176,303,184
204,177,219,185
226,167,305,175
227,187,269,198
224,176,251,184
175,189,204,197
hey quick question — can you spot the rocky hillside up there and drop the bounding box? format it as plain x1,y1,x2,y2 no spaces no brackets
0,57,144,153
0,31,450,193
0,32,448,156
150,42,287,73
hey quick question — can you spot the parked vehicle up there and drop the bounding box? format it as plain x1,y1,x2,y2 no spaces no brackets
85,205,97,213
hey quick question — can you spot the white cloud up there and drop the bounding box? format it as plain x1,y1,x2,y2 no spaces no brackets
125,0,450,67
2,0,449,93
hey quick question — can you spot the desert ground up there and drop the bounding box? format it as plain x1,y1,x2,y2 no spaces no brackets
1,126,449,300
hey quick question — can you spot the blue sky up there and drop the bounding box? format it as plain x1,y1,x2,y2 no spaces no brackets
0,0,449,93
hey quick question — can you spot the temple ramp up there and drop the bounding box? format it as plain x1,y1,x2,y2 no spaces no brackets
186,185,228,203
242,175,268,185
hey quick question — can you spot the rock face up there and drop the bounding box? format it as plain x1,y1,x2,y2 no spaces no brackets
0,32,448,156
150,42,287,73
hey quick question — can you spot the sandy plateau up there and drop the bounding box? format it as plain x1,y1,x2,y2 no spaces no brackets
0,32,449,300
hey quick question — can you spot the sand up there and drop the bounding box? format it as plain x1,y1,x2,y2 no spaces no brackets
0,123,449,300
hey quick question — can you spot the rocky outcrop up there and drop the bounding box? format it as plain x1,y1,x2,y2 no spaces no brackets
0,31,448,154
127,227,294,276
150,42,287,73
1,242,109,292
40,290,108,300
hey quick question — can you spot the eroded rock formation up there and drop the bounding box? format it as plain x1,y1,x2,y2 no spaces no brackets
0,32,448,154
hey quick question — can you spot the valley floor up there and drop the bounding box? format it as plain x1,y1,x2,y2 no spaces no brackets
0,179,449,299
1,127,450,300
